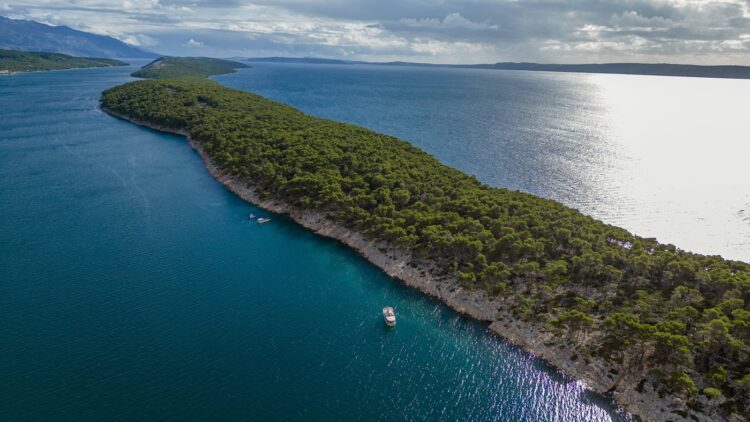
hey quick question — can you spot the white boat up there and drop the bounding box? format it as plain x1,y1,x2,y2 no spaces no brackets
382,306,396,327
248,213,256,219
257,217,271,224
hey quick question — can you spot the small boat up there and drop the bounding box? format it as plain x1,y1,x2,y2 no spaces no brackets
257,217,271,224
248,213,256,219
382,306,396,327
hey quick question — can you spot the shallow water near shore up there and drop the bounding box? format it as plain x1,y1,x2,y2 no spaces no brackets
0,66,636,419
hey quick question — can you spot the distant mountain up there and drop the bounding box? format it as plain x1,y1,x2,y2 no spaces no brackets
0,15,156,59
242,56,750,79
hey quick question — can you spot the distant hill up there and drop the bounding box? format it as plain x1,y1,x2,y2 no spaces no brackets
0,48,126,73
132,56,249,79
0,15,156,59
243,56,750,79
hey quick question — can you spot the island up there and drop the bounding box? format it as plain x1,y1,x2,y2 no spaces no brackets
0,49,126,74
101,57,750,422
131,56,249,80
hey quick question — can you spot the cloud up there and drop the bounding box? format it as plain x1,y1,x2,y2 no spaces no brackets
3,0,750,64
185,38,204,47
119,34,142,46
371,13,505,44
384,13,499,32
119,33,157,47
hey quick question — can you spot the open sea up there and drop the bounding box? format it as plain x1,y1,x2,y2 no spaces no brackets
1,61,748,420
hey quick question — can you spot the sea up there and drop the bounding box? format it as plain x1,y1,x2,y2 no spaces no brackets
2,60,748,420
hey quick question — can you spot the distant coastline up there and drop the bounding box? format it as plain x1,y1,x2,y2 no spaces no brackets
242,56,750,80
0,49,127,74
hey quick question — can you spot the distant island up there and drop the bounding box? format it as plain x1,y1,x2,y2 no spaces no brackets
132,56,249,80
101,57,750,422
244,56,750,80
0,15,156,59
0,49,126,74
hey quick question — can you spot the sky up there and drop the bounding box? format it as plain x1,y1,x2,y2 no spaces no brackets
2,0,750,64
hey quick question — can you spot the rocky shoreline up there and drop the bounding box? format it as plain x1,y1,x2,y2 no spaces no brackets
103,107,715,422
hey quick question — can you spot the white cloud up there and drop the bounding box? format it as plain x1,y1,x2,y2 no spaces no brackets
185,38,204,47
120,35,142,46
118,34,157,47
120,0,161,11
391,13,498,31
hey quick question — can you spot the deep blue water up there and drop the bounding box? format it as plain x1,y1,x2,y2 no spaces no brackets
0,67,634,419
218,63,750,262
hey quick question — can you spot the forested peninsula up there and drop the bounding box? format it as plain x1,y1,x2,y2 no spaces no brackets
101,58,750,422
0,49,125,74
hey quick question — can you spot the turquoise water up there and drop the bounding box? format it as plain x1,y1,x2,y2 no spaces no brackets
0,67,633,419
218,63,750,262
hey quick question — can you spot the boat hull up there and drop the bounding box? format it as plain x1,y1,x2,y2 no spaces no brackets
382,307,396,327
